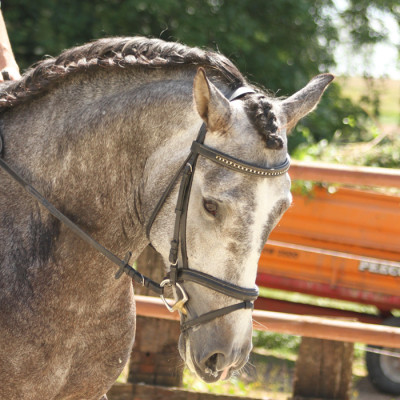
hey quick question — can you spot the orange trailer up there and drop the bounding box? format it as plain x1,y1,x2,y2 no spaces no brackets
255,161,400,394
257,186,400,317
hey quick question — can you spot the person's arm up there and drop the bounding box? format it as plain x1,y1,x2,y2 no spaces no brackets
0,9,20,81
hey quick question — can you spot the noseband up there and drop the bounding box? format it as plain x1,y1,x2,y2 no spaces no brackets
0,86,290,332
145,87,290,331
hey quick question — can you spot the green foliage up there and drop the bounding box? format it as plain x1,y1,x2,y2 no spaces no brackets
252,331,301,354
3,0,398,154
341,0,400,47
295,136,400,169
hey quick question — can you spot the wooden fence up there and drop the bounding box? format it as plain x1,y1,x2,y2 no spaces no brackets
109,161,400,400
135,295,400,349
107,295,400,400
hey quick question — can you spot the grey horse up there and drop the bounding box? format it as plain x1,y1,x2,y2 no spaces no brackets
0,37,333,399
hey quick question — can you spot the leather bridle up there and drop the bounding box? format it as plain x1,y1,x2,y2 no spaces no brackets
145,87,290,330
0,86,290,332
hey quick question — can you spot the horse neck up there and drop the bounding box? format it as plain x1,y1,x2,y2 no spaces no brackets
1,68,202,261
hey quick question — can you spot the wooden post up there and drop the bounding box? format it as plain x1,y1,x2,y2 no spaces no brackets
128,246,183,387
292,337,354,400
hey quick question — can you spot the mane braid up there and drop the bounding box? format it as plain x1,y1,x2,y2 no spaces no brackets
0,37,247,112
244,94,284,150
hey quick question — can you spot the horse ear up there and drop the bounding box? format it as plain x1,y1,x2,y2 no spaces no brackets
193,67,231,133
281,73,334,132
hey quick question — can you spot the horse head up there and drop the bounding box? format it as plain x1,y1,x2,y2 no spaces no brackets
149,68,333,382
0,36,335,398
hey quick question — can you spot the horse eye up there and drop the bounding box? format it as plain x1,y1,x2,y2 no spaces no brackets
203,199,218,217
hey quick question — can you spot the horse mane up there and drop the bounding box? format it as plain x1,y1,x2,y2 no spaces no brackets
0,36,281,149
0,36,247,111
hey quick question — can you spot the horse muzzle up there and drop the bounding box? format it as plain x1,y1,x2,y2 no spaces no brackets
178,320,252,383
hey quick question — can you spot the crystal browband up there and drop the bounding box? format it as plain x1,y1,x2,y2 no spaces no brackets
191,141,290,177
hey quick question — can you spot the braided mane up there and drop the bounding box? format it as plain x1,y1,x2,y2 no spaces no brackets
244,94,284,150
0,36,281,149
0,36,246,111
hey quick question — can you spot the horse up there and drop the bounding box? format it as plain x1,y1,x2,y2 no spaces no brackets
0,36,333,399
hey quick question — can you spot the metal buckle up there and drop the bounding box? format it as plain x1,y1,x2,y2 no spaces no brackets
186,162,193,173
160,279,188,315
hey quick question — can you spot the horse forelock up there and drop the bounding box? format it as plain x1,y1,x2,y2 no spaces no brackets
243,93,284,150
0,36,246,112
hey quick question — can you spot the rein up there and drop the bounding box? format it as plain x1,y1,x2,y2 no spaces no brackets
0,86,290,332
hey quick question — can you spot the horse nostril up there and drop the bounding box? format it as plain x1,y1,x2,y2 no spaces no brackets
205,353,218,370
204,353,224,375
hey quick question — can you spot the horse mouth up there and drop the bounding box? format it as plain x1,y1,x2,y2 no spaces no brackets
191,352,242,383
196,364,234,383
178,332,248,383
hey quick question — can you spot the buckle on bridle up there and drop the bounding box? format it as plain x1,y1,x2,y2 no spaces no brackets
159,279,188,315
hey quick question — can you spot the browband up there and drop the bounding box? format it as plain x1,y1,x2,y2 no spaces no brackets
191,142,290,177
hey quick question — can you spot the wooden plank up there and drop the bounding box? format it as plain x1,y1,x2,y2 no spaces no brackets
254,297,384,324
107,383,134,400
135,295,400,348
290,160,400,188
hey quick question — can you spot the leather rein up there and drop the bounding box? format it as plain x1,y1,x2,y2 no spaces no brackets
0,86,290,331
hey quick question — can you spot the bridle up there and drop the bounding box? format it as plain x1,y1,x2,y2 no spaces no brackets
0,86,290,332
144,87,290,330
